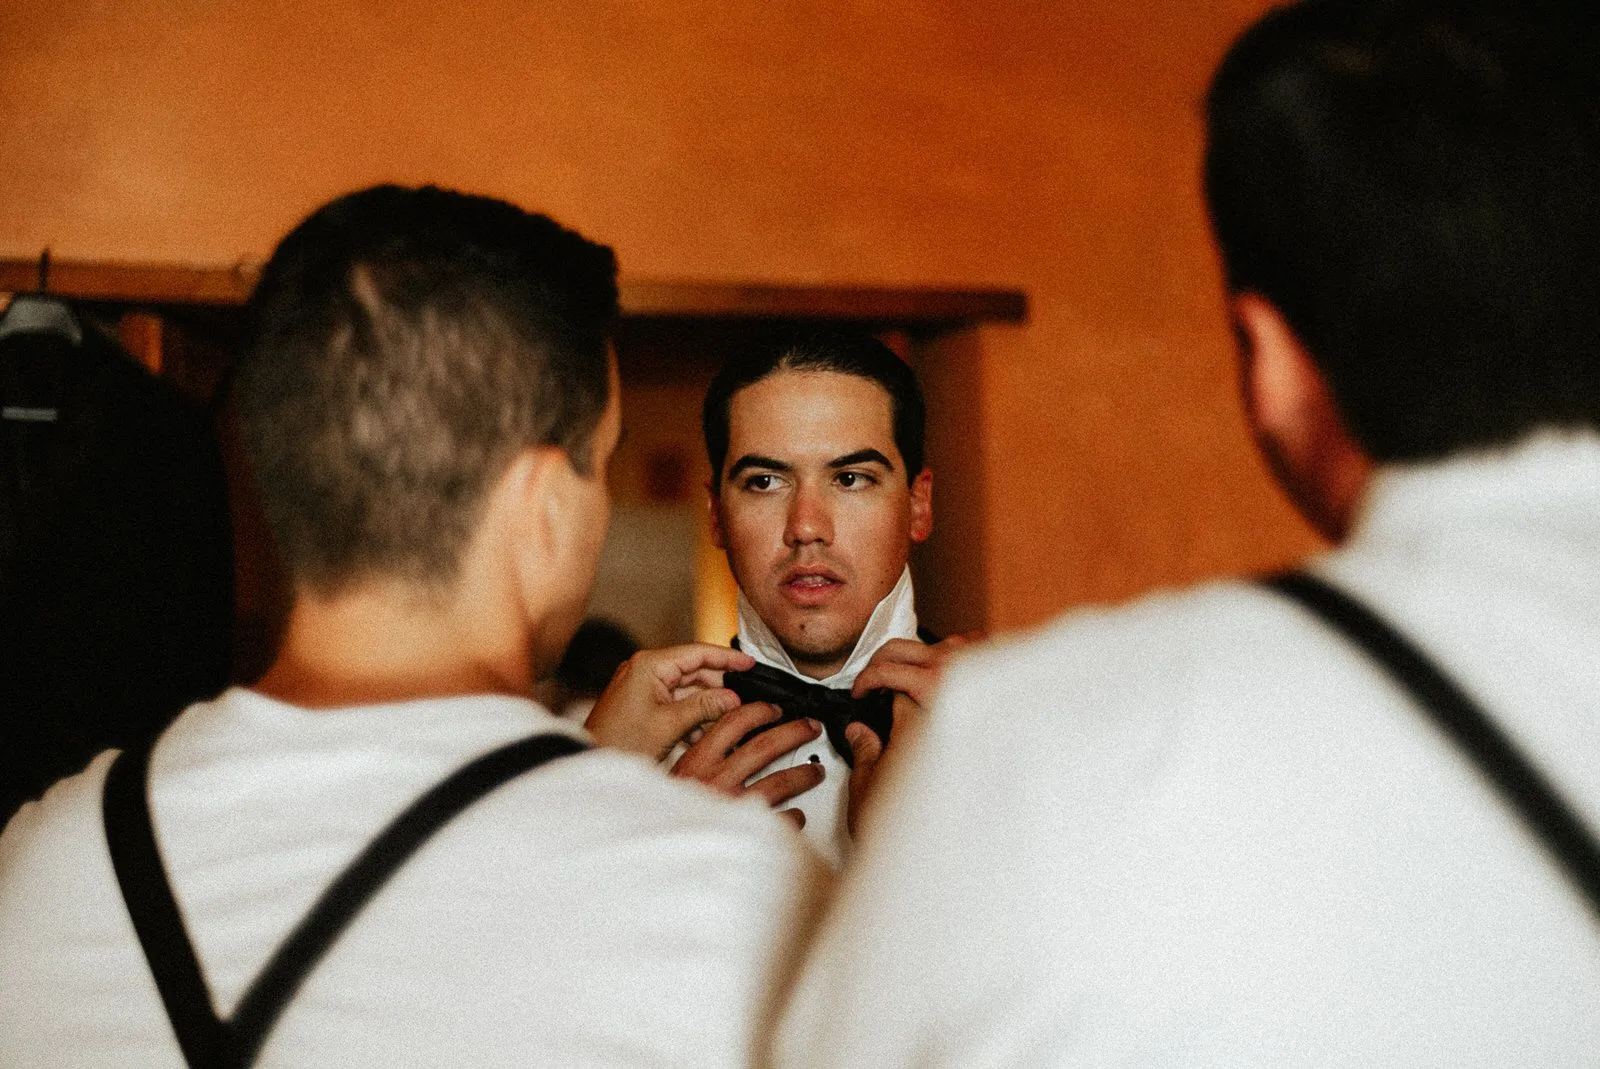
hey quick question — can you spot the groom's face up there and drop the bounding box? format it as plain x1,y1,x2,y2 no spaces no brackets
709,369,932,680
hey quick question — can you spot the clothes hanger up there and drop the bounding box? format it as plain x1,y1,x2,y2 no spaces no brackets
0,250,84,346
1,250,81,424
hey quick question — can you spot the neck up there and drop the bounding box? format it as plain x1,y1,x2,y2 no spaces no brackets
788,649,853,681
255,577,532,708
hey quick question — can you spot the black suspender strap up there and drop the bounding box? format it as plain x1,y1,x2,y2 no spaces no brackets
104,737,229,1067
103,731,589,1069
1261,570,1600,925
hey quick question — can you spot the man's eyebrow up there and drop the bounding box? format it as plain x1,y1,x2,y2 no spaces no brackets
726,454,793,480
829,449,895,471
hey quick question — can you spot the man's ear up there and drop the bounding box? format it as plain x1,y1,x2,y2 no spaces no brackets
492,445,570,608
908,467,933,543
1231,292,1375,542
705,477,727,550
1234,292,1315,450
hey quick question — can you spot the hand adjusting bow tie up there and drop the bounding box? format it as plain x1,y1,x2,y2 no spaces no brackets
722,661,894,768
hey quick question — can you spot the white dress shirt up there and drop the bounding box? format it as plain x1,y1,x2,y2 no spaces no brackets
734,566,920,868
0,688,827,1068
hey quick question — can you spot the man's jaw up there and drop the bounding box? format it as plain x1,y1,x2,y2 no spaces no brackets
780,626,858,680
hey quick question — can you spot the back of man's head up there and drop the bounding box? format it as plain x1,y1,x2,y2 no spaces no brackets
701,329,926,485
1206,0,1600,463
237,185,618,595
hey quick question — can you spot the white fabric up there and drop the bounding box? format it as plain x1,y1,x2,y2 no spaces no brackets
776,431,1600,1067
734,567,919,868
0,688,828,1069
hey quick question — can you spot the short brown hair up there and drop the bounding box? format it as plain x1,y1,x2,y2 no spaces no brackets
237,185,618,594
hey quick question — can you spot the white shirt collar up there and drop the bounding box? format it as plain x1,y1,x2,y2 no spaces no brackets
735,566,919,688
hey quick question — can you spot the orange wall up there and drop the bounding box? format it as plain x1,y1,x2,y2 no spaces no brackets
0,0,1320,634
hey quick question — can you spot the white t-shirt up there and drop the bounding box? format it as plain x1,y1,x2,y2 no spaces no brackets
775,433,1600,1067
0,688,829,1068
726,567,919,869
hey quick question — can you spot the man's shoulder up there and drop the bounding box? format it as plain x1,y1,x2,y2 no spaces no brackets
922,574,1371,794
947,576,1299,707
0,748,118,875
524,744,818,854
2,692,816,891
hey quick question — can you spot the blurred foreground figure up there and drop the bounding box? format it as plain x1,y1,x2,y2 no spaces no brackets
777,2,1600,1064
0,185,822,1068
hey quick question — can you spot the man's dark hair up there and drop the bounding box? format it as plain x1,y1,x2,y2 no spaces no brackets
702,329,926,486
237,184,618,593
1205,0,1600,461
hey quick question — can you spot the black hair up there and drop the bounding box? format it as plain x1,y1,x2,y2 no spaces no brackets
236,184,618,593
1205,0,1600,461
702,329,926,486
555,618,640,696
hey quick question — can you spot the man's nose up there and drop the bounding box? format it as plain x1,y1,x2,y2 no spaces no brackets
784,484,833,547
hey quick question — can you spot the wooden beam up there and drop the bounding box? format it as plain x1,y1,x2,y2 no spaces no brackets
0,258,1027,325
0,258,259,305
617,280,1027,324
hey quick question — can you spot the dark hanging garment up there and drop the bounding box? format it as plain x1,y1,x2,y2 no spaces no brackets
0,306,233,823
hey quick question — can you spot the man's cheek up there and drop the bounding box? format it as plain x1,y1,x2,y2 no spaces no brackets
729,508,781,550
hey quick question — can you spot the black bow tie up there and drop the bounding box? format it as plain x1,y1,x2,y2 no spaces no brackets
723,661,893,768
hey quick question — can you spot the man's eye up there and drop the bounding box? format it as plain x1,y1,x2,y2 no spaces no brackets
836,471,877,489
743,473,779,491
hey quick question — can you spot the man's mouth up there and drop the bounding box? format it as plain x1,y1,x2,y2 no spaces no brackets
780,567,845,604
